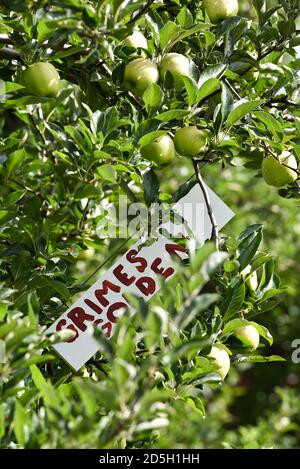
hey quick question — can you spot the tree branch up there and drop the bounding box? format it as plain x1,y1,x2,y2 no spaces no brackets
0,34,14,45
0,47,22,62
192,159,219,250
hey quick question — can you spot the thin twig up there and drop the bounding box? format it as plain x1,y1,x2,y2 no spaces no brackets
261,141,300,176
222,77,242,100
28,113,47,145
11,178,34,193
79,199,90,230
126,0,155,25
192,159,219,250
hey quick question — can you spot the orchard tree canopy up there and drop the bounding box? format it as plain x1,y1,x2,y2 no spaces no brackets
0,0,300,450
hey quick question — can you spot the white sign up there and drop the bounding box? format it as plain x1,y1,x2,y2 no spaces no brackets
162,182,234,244
46,183,234,370
47,236,188,370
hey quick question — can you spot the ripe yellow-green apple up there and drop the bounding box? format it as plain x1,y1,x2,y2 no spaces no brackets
261,152,298,187
21,62,60,97
174,126,207,157
235,325,260,350
241,265,258,291
159,53,190,89
209,345,230,379
203,0,238,23
124,58,158,96
124,31,148,50
140,134,175,167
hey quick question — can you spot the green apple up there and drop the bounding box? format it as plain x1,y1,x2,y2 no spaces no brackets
209,345,230,379
241,265,258,291
174,126,207,157
235,325,260,350
21,62,60,97
124,58,159,96
261,152,298,187
140,134,175,167
124,31,148,50
159,53,190,89
203,0,239,23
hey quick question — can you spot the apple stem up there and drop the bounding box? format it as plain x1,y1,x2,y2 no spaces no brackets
192,158,219,250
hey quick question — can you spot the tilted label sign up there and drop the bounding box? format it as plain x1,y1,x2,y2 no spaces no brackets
46,183,234,370
47,237,188,370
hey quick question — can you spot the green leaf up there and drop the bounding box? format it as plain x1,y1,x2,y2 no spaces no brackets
143,84,164,114
97,164,117,182
27,291,39,329
160,20,180,49
37,18,55,43
250,322,273,345
73,380,98,417
3,82,25,93
30,365,59,408
0,404,5,441
172,178,197,202
177,293,219,329
74,184,100,199
155,109,190,121
238,227,263,271
226,99,264,128
163,339,208,366
185,396,206,416
166,24,209,51
222,318,249,336
14,401,28,447
221,81,233,121
143,168,159,206
138,130,166,147
196,78,220,104
198,64,227,87
222,279,246,321
252,110,282,141
238,224,263,242
235,354,285,363
7,149,27,176
182,76,198,106
177,7,193,28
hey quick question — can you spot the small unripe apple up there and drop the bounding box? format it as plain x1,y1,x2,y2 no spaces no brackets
203,0,239,23
241,265,258,291
124,58,159,96
140,134,175,167
235,325,260,350
174,126,207,157
261,152,298,187
159,53,190,90
209,345,230,379
21,62,60,97
124,31,148,50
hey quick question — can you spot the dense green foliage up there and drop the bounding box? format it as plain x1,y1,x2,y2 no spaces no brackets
0,0,299,449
